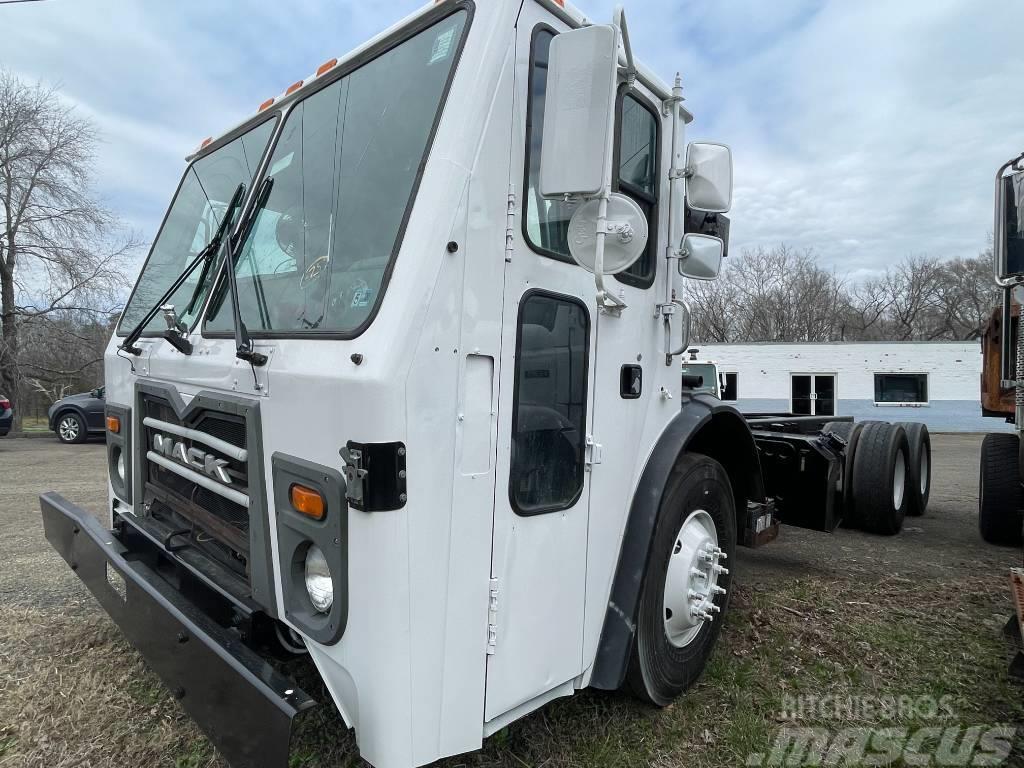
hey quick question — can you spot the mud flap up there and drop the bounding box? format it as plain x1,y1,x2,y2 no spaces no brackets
40,492,314,768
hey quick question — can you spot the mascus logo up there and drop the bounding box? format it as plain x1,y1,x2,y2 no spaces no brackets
152,433,232,484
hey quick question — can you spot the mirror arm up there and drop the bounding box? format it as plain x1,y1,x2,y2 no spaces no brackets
593,192,628,314
613,6,636,87
661,73,686,364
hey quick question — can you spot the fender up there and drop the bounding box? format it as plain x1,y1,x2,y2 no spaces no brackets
589,393,764,691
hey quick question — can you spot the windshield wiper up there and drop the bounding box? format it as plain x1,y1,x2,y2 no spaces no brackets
120,182,247,357
224,175,273,367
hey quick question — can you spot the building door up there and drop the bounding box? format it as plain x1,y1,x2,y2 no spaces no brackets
791,374,836,416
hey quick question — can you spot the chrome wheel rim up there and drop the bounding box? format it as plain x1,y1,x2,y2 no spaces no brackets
893,448,906,510
59,416,79,441
662,509,727,649
919,450,929,496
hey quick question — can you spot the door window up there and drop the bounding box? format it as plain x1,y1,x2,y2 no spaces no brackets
522,28,659,287
613,92,659,286
510,292,590,515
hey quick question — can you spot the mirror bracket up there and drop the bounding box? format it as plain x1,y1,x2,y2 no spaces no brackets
613,6,636,87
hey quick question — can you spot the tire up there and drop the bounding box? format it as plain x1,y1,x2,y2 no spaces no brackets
852,422,910,535
55,412,87,444
979,433,1023,547
900,422,931,516
823,421,863,527
626,453,736,706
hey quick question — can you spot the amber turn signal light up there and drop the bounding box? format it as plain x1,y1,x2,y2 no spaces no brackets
106,415,121,434
290,484,325,520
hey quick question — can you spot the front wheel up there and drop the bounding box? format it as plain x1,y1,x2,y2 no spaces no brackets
56,412,86,444
626,453,736,706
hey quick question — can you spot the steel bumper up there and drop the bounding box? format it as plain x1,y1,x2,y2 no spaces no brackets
40,491,314,768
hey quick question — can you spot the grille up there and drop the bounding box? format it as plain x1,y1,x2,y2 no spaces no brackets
141,394,250,548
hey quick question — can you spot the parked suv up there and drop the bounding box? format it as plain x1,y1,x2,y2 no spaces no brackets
0,395,11,437
48,387,106,444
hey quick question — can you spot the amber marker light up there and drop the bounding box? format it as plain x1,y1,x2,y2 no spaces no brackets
290,484,326,520
106,415,121,434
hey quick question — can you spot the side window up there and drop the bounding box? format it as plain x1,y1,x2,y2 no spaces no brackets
615,92,659,285
523,27,659,288
510,293,590,515
523,28,576,261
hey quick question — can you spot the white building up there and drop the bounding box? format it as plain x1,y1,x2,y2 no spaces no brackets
698,341,1009,433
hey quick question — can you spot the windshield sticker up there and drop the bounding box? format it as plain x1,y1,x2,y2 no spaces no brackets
269,151,295,177
351,281,373,308
429,27,455,65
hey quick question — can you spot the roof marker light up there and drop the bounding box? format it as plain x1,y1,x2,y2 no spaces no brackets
200,137,213,149
316,58,338,77
258,97,275,112
285,79,304,96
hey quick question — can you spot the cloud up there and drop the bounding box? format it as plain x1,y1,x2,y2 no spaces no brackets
6,0,1024,283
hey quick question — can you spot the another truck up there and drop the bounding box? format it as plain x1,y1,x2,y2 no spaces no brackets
38,2,928,766
980,150,1024,548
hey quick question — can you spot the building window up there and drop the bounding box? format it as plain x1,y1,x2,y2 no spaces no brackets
721,372,738,401
874,373,928,405
510,292,590,515
522,27,658,287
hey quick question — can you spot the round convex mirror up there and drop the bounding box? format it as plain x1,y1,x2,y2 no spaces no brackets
567,193,648,274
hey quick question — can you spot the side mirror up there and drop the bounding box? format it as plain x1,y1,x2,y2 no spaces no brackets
567,193,648,275
996,167,1024,281
539,25,619,198
684,142,733,213
678,233,724,280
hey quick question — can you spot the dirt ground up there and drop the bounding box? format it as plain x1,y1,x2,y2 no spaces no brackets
1,433,1022,768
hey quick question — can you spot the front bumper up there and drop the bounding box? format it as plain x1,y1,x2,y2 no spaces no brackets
40,492,315,768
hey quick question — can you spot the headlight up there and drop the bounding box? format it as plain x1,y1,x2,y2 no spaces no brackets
304,545,333,613
115,450,125,484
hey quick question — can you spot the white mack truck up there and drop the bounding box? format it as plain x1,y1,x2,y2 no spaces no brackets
39,1,928,766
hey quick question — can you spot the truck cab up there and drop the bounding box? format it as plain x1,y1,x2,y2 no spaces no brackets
38,3,788,767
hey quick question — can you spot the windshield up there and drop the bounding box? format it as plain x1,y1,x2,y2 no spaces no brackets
118,119,276,334
204,11,467,336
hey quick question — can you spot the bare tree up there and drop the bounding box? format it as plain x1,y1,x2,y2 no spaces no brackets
936,248,1001,339
688,244,846,343
0,70,136,429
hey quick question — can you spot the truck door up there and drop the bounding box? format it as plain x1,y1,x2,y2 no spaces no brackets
485,6,596,722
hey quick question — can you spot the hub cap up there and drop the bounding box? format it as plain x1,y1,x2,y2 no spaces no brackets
662,509,728,648
893,448,906,509
59,416,79,441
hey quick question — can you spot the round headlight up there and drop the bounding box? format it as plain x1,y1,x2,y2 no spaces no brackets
116,450,126,484
304,545,333,613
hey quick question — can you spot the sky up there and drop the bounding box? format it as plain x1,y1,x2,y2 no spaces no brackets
5,0,1024,284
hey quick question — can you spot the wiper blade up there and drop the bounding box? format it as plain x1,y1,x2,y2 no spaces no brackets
223,175,274,367
120,183,247,357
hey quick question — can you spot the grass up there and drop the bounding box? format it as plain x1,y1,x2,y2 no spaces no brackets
16,416,49,432
3,571,1019,768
